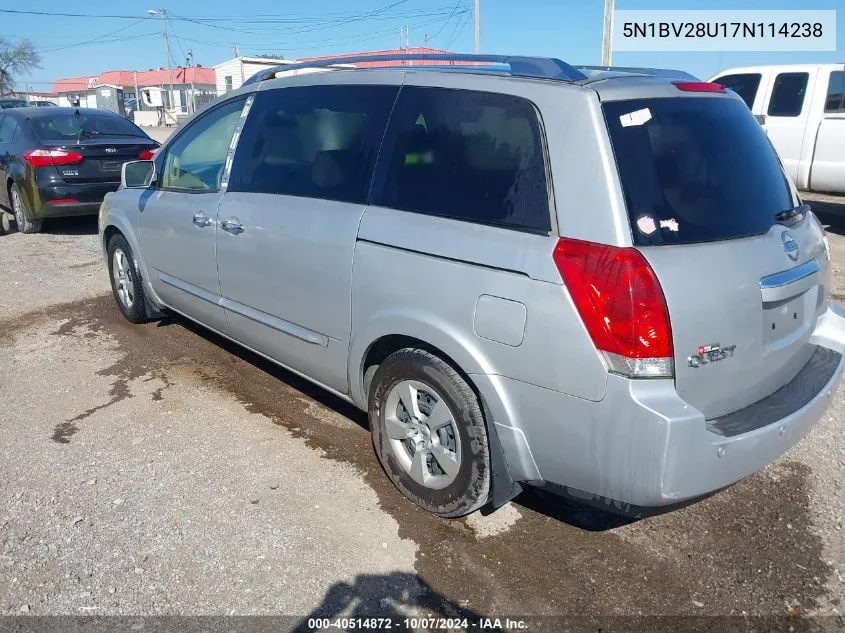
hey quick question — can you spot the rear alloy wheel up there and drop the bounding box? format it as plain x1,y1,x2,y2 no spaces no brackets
0,212,10,235
10,184,42,234
369,348,490,517
107,233,148,324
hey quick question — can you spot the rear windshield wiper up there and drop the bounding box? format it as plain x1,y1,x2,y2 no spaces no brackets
93,131,148,138
775,203,810,224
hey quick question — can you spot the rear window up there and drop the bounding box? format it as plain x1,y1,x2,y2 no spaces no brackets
603,97,792,246
30,114,147,141
767,72,809,117
825,71,845,113
713,73,761,109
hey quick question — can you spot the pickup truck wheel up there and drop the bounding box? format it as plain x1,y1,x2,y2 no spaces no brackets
107,233,148,324
11,184,41,234
369,348,490,517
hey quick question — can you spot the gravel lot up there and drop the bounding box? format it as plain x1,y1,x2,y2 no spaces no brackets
0,196,844,626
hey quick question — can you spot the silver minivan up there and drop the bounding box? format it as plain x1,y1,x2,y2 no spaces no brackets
99,54,845,518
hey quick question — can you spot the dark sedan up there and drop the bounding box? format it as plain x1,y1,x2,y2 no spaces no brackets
0,107,159,233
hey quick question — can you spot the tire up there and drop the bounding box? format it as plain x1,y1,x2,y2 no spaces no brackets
107,233,148,324
369,348,490,517
0,212,10,235
10,183,42,234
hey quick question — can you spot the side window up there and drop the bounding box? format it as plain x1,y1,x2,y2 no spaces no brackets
713,73,761,109
228,84,398,204
160,97,245,192
0,116,18,143
824,71,845,113
374,87,551,234
767,72,809,117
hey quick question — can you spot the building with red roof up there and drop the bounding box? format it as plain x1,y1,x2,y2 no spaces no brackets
52,66,216,124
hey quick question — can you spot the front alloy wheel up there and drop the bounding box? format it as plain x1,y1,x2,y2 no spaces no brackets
106,233,148,324
112,248,136,310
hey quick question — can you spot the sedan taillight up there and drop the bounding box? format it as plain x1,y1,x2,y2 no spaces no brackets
138,148,158,160
23,148,84,168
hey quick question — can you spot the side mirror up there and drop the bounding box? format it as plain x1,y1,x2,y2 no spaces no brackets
754,114,767,126
122,160,156,189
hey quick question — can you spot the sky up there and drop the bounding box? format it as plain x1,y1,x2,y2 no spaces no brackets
3,0,843,92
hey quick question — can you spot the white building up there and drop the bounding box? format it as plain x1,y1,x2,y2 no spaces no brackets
213,56,294,95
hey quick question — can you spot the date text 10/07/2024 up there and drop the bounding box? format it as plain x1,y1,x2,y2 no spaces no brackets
307,617,529,630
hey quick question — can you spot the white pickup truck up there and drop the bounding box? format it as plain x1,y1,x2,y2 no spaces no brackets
710,64,845,194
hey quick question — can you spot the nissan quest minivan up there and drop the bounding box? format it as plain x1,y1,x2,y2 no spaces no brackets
98,54,845,518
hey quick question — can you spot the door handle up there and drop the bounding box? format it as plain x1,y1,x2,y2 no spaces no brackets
221,218,245,235
192,211,214,227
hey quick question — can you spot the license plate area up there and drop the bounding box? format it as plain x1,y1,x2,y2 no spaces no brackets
762,288,816,351
101,160,123,172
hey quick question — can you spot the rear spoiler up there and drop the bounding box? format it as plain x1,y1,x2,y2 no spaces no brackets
574,65,700,82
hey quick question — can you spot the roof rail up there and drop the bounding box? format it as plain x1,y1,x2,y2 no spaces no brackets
242,53,588,86
575,65,700,81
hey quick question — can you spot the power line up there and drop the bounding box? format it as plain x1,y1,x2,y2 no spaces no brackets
0,9,145,19
425,0,464,44
40,32,159,53
445,11,471,49
0,4,459,23
38,18,151,52
175,11,468,51
168,15,189,62
168,0,413,36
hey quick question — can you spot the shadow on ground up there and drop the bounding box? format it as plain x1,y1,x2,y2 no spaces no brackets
807,196,845,236
158,312,637,531
292,571,489,632
42,216,99,236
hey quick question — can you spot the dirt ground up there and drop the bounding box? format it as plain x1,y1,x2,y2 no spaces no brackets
0,196,844,629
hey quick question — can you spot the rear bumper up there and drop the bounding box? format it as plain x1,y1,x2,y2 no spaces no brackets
33,182,119,218
473,301,845,509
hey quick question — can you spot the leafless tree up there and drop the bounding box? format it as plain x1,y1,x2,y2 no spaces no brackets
0,38,41,95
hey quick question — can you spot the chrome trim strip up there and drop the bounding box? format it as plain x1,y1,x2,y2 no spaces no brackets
220,297,328,347
760,259,820,289
159,272,222,306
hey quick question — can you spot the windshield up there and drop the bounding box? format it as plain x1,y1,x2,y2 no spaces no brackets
30,113,147,141
603,97,793,246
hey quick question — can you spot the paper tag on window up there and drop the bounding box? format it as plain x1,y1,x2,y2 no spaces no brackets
620,108,652,127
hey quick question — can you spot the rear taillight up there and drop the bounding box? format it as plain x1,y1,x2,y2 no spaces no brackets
138,148,157,160
23,148,84,168
672,80,726,93
552,238,674,379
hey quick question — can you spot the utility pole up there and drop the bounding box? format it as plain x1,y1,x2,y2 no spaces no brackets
601,0,615,66
148,8,173,124
186,48,196,114
474,0,480,53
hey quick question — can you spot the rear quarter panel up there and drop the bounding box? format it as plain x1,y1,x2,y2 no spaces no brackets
348,207,610,412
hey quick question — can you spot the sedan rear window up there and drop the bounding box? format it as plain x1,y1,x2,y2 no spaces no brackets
30,114,147,141
603,97,792,246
